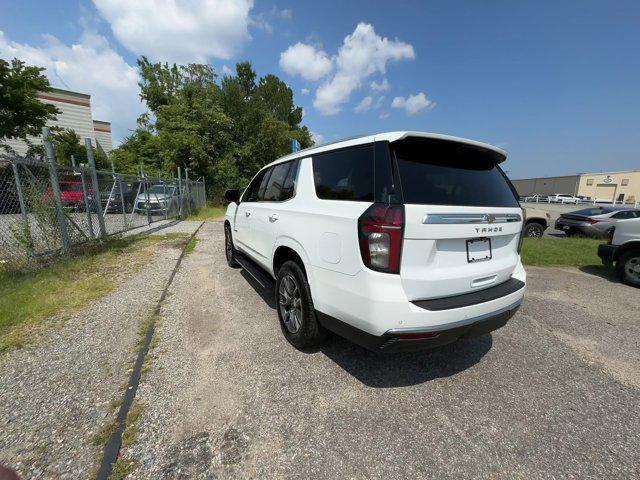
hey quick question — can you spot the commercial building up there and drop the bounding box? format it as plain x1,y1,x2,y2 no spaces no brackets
92,120,113,154
512,170,640,203
2,87,113,156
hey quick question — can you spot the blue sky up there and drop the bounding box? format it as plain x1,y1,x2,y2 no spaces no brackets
1,0,638,178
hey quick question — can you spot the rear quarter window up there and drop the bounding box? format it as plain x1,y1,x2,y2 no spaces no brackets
313,146,374,201
392,138,519,208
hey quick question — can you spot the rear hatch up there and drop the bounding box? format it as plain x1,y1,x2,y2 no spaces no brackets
391,137,523,300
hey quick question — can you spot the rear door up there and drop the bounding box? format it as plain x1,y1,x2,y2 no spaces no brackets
250,161,296,267
391,137,523,300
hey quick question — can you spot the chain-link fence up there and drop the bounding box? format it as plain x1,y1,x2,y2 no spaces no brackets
0,132,205,269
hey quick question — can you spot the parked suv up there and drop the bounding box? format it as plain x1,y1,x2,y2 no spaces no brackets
224,132,526,352
598,217,640,287
548,193,580,204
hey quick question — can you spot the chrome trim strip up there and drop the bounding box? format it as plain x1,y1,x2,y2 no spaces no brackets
385,298,523,335
422,213,522,224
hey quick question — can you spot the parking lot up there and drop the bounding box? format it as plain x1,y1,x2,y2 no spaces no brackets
126,221,639,479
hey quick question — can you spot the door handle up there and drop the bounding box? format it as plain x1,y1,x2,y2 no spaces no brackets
269,214,279,222
245,211,251,217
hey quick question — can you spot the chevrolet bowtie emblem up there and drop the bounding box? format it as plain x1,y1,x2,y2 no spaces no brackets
484,214,496,223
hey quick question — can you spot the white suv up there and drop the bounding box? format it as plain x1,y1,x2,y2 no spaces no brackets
549,193,580,204
224,132,526,352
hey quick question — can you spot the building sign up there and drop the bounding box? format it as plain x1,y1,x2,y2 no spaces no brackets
602,175,613,184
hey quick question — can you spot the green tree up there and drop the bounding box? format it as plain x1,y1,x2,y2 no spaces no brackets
111,129,163,174
24,128,109,169
0,58,58,143
111,58,312,200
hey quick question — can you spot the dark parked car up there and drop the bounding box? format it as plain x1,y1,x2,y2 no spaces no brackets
555,206,640,237
100,181,139,213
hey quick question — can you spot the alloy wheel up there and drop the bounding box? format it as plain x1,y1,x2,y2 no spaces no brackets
279,274,302,333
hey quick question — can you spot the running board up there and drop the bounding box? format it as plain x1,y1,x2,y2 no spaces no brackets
235,252,275,290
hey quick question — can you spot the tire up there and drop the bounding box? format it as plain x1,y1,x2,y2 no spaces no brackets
524,222,544,238
275,260,328,349
224,223,239,268
616,250,640,288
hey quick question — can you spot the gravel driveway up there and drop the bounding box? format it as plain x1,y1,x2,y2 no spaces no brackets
127,222,640,479
0,227,199,479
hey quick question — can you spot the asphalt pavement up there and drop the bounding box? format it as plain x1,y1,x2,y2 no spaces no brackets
129,221,640,479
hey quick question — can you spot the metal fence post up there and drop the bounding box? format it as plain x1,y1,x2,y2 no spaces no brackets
85,138,107,238
177,168,183,220
43,128,71,253
162,180,168,220
142,168,151,225
110,158,127,231
71,155,95,239
10,159,34,253
185,168,192,216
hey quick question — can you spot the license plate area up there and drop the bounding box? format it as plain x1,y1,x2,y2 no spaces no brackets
466,238,492,263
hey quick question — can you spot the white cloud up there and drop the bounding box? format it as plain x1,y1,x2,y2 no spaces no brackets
391,92,433,115
310,131,325,145
222,64,233,76
301,88,310,95
375,96,385,109
371,78,390,92
313,23,414,115
279,42,333,81
379,112,389,119
354,95,373,113
280,8,293,19
92,0,253,63
0,30,142,146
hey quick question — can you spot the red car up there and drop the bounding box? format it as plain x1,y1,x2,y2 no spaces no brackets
44,180,88,209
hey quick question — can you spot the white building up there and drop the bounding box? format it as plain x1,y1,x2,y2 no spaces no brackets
93,120,113,154
2,87,113,156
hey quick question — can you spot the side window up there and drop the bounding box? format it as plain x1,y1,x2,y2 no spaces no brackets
613,211,636,219
280,159,299,201
313,146,374,201
242,169,268,202
256,167,272,201
263,162,292,201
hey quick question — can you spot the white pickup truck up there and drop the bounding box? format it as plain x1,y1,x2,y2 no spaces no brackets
598,217,640,287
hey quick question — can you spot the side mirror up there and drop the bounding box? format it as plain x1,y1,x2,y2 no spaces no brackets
224,188,241,204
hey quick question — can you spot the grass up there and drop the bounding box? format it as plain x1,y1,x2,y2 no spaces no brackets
187,203,226,221
121,401,144,448
0,234,179,353
520,236,603,267
184,236,199,255
92,418,118,446
108,458,136,480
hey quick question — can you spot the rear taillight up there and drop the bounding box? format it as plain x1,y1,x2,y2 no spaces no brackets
586,219,600,225
358,203,404,274
517,207,526,254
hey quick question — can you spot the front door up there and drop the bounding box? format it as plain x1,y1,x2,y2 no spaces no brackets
234,168,269,251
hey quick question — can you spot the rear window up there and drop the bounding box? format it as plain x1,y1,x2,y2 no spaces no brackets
61,182,83,192
572,207,612,216
392,138,519,207
313,146,374,201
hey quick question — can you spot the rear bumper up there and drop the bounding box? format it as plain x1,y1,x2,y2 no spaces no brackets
317,300,521,353
310,260,526,339
598,244,617,266
555,219,604,237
